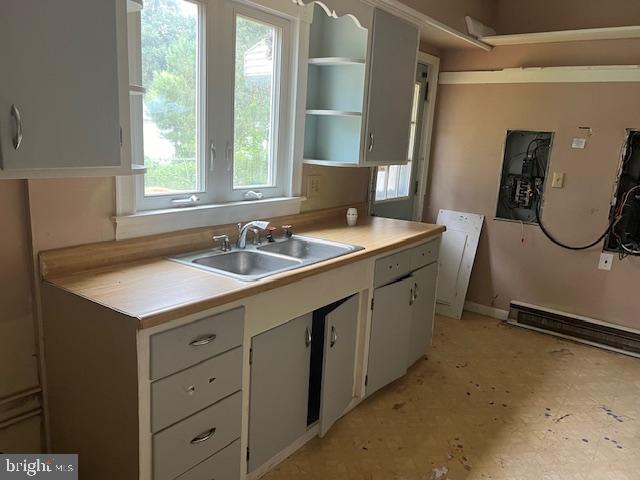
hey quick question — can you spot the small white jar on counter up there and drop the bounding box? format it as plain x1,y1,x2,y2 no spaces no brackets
346,208,358,226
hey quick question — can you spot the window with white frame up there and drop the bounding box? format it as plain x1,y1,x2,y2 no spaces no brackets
375,82,421,201
129,0,292,211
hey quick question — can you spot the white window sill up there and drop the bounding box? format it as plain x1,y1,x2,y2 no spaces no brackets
113,196,304,240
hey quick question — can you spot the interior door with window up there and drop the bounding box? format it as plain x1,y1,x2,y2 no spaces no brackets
371,63,428,220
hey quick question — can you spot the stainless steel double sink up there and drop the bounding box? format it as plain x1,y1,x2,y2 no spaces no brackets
170,235,363,282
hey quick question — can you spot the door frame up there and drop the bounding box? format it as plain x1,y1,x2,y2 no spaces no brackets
413,51,440,222
368,50,440,221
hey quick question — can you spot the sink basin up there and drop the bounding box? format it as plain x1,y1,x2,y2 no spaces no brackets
170,235,363,282
176,250,302,281
258,236,358,261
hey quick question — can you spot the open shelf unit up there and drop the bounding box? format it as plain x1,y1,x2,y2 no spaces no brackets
303,4,368,167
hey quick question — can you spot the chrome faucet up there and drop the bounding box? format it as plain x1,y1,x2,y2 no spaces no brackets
237,220,270,248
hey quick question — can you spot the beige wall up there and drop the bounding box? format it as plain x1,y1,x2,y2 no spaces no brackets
495,0,640,34
425,81,640,330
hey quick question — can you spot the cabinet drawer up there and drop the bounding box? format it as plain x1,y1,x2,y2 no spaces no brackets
374,249,412,288
151,347,243,433
153,392,241,480
150,307,244,380
175,439,241,480
410,238,440,270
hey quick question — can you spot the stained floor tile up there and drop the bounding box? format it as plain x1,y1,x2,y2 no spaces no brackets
262,313,640,480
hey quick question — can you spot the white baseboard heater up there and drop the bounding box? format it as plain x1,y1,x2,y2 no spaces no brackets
508,301,640,358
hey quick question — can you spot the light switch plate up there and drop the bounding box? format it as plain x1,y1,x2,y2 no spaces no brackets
572,138,587,149
598,252,614,271
551,172,565,188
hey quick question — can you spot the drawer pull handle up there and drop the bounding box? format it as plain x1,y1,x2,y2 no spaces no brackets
208,377,216,384
189,334,217,347
191,427,216,444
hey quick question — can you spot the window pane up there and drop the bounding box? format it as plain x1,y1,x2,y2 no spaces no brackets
397,163,411,197
234,16,278,188
141,0,200,196
376,166,388,201
387,165,399,198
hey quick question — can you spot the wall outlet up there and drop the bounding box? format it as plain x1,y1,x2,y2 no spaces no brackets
551,172,565,188
598,252,614,271
307,175,321,199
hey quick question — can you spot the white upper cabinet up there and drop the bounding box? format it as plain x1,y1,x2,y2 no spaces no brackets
302,2,418,167
364,9,419,166
0,0,132,178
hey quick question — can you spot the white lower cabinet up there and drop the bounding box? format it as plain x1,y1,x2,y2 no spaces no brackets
318,295,359,437
249,294,360,471
407,263,438,366
366,277,413,397
149,308,245,480
367,239,440,396
248,313,313,472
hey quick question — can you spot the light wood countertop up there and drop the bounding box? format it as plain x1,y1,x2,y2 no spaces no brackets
45,216,444,328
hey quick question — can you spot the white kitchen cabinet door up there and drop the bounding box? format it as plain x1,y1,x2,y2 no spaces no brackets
407,262,438,366
248,314,312,472
319,294,359,437
0,0,127,177
363,9,419,166
366,277,413,397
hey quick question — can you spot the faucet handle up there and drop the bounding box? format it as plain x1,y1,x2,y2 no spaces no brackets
213,234,231,252
281,225,293,238
250,227,262,246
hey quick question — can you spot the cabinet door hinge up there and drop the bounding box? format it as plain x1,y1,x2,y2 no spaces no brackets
249,347,253,365
246,447,250,462
370,298,375,310
365,374,369,387
414,180,419,195
119,127,123,147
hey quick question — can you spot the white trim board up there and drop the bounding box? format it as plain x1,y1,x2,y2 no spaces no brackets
361,0,491,50
440,65,640,85
113,197,303,240
482,25,640,46
463,301,509,321
296,0,491,50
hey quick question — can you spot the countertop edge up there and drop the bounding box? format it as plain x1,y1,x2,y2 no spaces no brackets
136,225,445,329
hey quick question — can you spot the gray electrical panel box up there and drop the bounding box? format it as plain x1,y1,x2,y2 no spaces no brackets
496,130,553,223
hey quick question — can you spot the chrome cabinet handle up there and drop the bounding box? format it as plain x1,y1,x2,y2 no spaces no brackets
409,285,414,306
11,104,23,150
368,132,374,152
305,327,312,347
330,326,337,348
190,427,216,444
413,282,419,301
189,334,217,347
